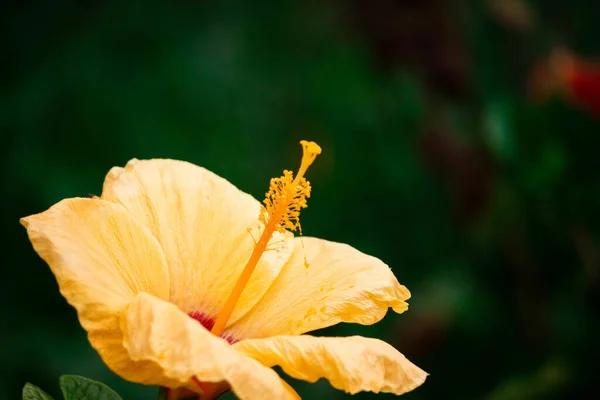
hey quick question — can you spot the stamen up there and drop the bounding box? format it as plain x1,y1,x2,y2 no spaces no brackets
210,140,321,336
246,227,258,245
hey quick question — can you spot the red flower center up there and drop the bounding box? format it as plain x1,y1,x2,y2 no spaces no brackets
188,312,239,344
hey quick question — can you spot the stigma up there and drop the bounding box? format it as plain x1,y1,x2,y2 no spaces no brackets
210,140,321,336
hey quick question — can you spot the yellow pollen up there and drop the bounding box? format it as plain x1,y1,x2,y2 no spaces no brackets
211,140,321,336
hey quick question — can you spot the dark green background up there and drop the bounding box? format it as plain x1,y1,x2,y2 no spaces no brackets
3,0,600,399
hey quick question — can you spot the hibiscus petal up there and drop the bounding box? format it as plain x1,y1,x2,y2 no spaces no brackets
101,159,294,325
228,237,410,337
20,198,171,372
120,292,300,399
234,335,427,395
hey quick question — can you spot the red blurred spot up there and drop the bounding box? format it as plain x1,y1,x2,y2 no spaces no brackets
553,49,600,117
531,48,600,118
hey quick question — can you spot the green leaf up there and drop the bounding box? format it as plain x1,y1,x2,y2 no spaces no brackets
23,383,54,400
59,375,122,400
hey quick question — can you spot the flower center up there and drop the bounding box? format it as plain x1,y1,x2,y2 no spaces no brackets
210,140,322,336
188,312,238,344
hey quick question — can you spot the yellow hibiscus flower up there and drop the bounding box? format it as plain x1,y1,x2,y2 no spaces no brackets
21,141,427,399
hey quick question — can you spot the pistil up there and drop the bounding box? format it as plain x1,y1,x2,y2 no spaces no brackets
210,140,321,336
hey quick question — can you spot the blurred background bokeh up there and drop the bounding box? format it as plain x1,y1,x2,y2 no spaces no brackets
3,0,600,399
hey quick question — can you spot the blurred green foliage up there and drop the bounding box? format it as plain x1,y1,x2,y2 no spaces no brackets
2,0,600,399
